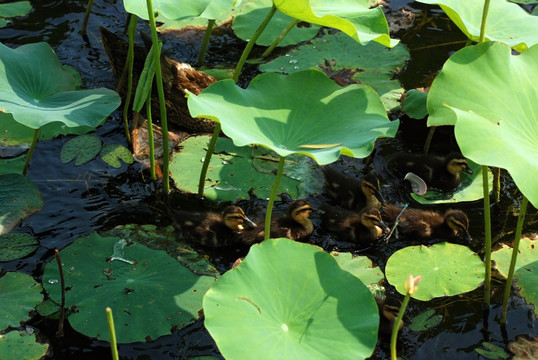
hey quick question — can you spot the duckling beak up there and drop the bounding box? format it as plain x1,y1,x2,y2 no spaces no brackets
464,167,473,174
460,230,472,242
375,220,390,234
244,216,257,229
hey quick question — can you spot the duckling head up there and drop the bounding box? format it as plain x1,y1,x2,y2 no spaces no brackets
445,209,471,241
361,174,385,206
360,207,390,238
222,206,257,232
288,200,314,232
445,153,473,176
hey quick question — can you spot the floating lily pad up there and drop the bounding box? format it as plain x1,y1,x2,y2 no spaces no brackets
42,232,216,343
428,42,538,207
232,0,320,47
0,1,32,28
0,233,38,261
416,0,538,52
331,251,384,287
0,272,43,330
402,89,428,119
0,331,49,360
492,235,537,315
0,173,43,235
188,70,398,166
385,242,484,301
100,144,134,168
204,238,380,359
409,309,443,332
60,134,102,166
410,160,493,204
260,30,409,110
475,342,510,360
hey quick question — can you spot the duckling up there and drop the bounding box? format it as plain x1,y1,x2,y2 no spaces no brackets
378,296,404,337
174,205,257,247
321,167,385,210
320,203,390,245
244,200,314,242
388,152,473,191
381,203,471,241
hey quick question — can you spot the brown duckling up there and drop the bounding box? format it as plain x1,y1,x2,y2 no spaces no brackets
378,296,404,337
244,200,314,242
388,152,473,191
174,205,257,247
320,203,390,245
381,203,471,241
322,167,385,210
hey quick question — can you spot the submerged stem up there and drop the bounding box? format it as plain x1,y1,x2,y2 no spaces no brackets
198,123,221,197
482,165,492,307
264,156,286,241
22,128,39,175
260,18,299,58
198,19,216,66
500,195,528,324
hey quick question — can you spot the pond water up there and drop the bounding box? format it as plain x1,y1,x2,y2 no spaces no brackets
1,0,536,359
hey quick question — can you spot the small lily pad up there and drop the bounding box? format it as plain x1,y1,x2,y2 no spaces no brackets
0,1,32,28
0,173,43,235
100,144,134,168
0,233,38,261
475,342,510,360
0,272,43,330
385,242,484,301
0,330,49,360
409,309,443,331
60,134,102,166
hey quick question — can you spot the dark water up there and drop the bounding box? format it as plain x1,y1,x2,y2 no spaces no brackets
1,0,536,359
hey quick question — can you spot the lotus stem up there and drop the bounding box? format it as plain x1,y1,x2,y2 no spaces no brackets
122,14,138,143
146,95,156,180
198,123,221,197
492,167,500,203
482,165,492,307
233,3,277,83
146,0,170,194
22,128,39,176
81,0,94,36
54,249,66,337
198,19,216,66
500,195,528,324
260,18,299,58
390,294,409,360
479,0,491,43
106,307,119,360
264,156,286,241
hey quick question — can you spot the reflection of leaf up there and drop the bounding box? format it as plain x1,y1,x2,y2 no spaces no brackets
475,342,510,359
409,309,443,331
60,134,102,166
100,144,134,168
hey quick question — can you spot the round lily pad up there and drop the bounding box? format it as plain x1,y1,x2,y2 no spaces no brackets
60,134,102,166
204,238,380,359
0,272,43,330
0,330,49,360
385,242,484,301
42,232,216,343
0,173,43,235
100,144,134,168
0,233,38,261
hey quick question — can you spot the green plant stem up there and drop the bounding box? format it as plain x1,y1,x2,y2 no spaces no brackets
122,14,138,143
260,18,299,58
198,123,221,197
500,195,528,324
264,156,286,241
482,165,492,307
146,0,170,194
81,0,94,36
22,129,39,175
479,0,491,43
105,307,119,360
233,4,277,83
423,126,436,154
146,95,156,180
198,19,216,66
54,249,65,337
492,167,500,203
390,293,410,360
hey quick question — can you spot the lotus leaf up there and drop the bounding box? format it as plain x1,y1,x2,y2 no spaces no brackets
427,42,538,207
0,272,43,330
0,155,26,175
402,89,428,119
0,1,31,28
187,70,398,166
0,173,43,235
0,331,49,360
385,242,484,301
331,251,384,287
0,42,120,133
416,0,538,52
0,112,33,146
42,232,216,343
260,30,409,111
232,0,320,47
0,233,38,261
60,134,102,166
204,238,380,359
100,144,134,168
124,0,236,22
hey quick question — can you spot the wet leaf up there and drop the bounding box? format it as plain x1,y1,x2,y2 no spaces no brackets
100,144,134,168
0,330,49,360
409,309,443,331
60,134,102,166
475,342,510,359
0,233,38,261
0,272,43,330
0,174,43,235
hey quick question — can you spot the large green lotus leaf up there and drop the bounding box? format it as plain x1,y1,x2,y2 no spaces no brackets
385,242,484,301
188,70,398,165
427,42,538,207
416,0,538,52
0,1,32,28
492,235,537,314
124,0,236,22
331,251,384,287
0,174,43,235
260,30,409,111
0,42,120,131
204,238,380,359
0,272,43,330
273,0,397,47
42,232,216,343
0,233,38,261
232,0,320,47
0,331,49,360
410,160,493,204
